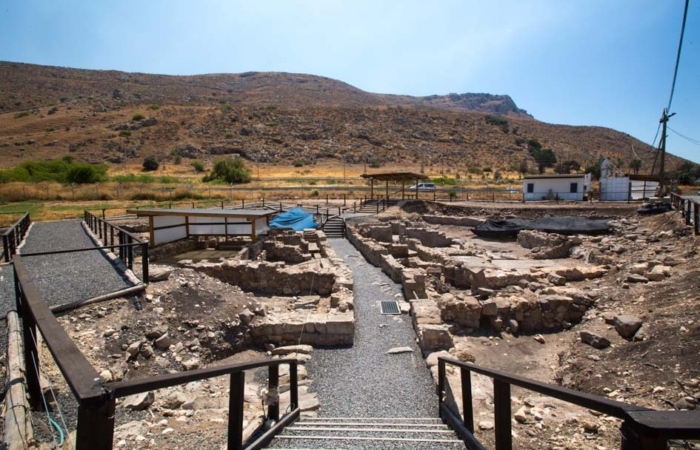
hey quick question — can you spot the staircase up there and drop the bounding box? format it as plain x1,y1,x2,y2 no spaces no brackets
357,199,400,214
322,216,346,238
265,417,466,449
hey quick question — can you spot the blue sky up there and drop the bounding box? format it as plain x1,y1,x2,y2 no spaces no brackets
2,0,699,163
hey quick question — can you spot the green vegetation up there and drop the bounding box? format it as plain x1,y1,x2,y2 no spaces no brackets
132,113,145,121
673,161,700,185
368,157,383,168
112,173,156,183
148,104,160,110
467,167,483,175
430,177,457,185
293,161,304,167
225,132,234,138
203,158,251,184
0,158,107,184
482,167,493,173
527,139,542,151
310,189,319,197
555,160,581,174
142,156,159,171
173,155,182,165
484,115,509,133
14,111,30,119
191,161,205,173
629,158,642,175
119,130,132,137
46,127,56,132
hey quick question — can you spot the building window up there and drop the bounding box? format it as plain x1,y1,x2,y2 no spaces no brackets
570,182,578,193
527,183,534,193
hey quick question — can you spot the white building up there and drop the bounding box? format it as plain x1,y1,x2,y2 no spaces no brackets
522,174,591,201
600,175,659,201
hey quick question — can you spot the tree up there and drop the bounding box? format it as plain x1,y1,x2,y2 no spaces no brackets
191,161,205,173
585,161,601,181
142,156,159,171
203,158,251,184
518,159,529,175
555,160,581,174
629,158,642,175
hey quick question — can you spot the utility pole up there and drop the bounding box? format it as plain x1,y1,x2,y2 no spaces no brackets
658,108,675,197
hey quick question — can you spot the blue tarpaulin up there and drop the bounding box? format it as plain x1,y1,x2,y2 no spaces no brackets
269,207,318,231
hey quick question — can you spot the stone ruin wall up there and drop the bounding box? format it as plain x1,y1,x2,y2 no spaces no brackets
347,220,609,352
187,230,355,346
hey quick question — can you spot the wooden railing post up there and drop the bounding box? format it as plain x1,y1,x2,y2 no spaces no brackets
290,362,299,411
3,235,9,263
493,379,512,450
76,397,115,450
620,420,666,450
437,358,445,413
268,364,280,422
461,367,474,433
142,243,149,282
228,371,245,450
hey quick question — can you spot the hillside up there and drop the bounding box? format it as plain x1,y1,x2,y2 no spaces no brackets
0,61,682,174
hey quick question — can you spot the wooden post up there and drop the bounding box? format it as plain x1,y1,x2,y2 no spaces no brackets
493,379,512,450
76,398,115,450
461,367,474,433
228,372,245,450
268,364,280,422
620,420,666,450
370,178,374,200
385,180,389,200
290,362,299,411
437,359,445,410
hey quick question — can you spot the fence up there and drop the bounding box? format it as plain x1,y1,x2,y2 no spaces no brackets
672,193,699,235
437,357,700,450
84,210,150,282
2,212,31,262
12,253,299,449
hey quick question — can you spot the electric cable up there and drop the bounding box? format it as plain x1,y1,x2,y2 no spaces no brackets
668,127,700,146
667,0,690,111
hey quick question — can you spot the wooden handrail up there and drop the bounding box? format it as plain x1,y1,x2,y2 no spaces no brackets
14,252,300,449
107,358,298,398
438,357,700,450
2,212,31,262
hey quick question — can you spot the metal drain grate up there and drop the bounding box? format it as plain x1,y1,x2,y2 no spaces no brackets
380,301,401,315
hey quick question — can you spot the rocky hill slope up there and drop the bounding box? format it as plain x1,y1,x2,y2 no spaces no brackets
0,61,681,173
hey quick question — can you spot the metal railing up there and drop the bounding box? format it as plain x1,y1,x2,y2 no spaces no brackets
2,212,31,262
13,253,299,449
84,210,149,282
437,357,700,450
671,192,699,235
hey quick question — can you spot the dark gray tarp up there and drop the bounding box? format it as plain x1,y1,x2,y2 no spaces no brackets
472,216,610,238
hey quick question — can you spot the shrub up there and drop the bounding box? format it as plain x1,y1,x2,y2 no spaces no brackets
142,156,159,171
148,104,160,110
310,189,319,197
527,139,542,152
0,159,107,184
468,167,483,175
119,130,131,137
173,155,182,165
14,111,30,119
131,193,158,201
66,165,102,184
132,113,145,121
203,158,251,184
448,191,457,200
482,167,493,173
293,161,304,167
46,127,56,132
191,161,205,172
225,132,234,138
485,115,509,133
172,191,204,201
368,157,382,168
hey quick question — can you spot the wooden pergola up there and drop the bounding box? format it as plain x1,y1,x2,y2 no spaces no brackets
360,171,429,200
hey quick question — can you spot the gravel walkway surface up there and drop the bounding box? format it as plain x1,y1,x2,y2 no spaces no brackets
304,239,439,419
20,220,136,309
0,264,15,318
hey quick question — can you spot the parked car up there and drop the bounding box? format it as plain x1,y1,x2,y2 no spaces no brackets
407,182,436,192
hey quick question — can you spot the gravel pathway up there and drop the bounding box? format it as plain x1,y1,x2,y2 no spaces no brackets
20,220,136,309
0,264,15,319
304,239,439,418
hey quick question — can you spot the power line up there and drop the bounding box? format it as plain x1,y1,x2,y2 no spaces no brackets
668,0,690,110
668,126,700,146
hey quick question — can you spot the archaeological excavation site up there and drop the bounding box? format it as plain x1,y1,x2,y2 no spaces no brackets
1,195,699,450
